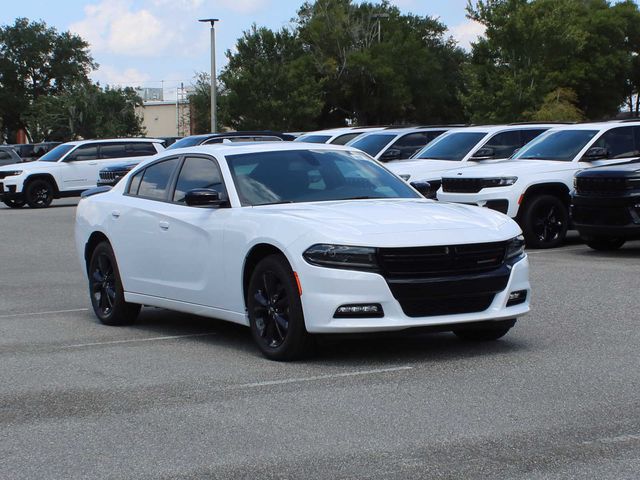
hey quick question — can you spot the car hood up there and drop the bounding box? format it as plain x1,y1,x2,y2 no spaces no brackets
0,160,60,172
386,159,508,180
254,199,519,247
441,160,579,179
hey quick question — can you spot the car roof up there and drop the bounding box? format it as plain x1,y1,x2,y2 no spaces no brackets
182,131,289,141
63,138,163,146
438,123,560,135
542,121,640,131
165,141,356,158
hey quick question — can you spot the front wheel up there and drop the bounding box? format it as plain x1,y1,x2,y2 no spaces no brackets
25,178,54,208
3,198,25,208
520,194,568,249
453,319,516,341
584,236,625,251
88,241,140,326
247,254,313,361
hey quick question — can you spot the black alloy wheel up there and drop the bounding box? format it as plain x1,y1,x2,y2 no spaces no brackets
453,319,516,341
3,198,26,208
584,236,626,251
247,254,313,360
88,241,140,326
521,195,568,249
25,179,54,208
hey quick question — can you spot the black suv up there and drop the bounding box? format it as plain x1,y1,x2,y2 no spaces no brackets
571,160,640,250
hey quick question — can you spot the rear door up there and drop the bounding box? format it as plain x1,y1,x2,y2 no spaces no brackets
59,143,101,191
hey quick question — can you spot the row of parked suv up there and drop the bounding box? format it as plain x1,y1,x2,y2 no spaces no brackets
2,122,640,251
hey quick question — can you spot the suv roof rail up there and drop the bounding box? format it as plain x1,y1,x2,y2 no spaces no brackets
416,124,470,128
614,118,640,123
506,121,574,125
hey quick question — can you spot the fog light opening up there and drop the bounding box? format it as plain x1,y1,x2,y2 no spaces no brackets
334,303,384,318
506,290,527,307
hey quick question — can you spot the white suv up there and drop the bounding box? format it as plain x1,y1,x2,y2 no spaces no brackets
438,122,640,248
386,124,555,197
0,138,164,208
294,127,384,145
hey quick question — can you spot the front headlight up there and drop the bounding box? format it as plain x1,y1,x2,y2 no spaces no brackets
0,170,23,178
303,244,378,271
483,177,518,187
505,235,526,260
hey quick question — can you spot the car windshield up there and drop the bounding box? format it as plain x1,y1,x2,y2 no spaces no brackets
413,132,487,161
226,149,420,206
514,130,598,161
348,134,396,156
165,136,207,150
294,134,332,143
38,144,75,162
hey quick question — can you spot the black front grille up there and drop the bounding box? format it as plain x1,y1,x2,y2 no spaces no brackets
99,171,118,180
399,294,496,317
442,177,484,193
379,241,507,279
572,205,633,226
575,177,630,195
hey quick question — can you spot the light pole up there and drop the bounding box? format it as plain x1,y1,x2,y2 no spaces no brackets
199,18,219,132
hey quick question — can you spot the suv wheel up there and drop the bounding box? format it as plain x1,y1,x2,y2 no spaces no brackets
25,178,54,208
88,241,140,326
3,198,26,208
247,254,314,361
584,236,625,251
520,194,568,249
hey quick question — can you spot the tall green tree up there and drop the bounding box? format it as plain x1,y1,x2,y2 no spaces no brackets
0,18,96,141
296,0,467,126
218,26,324,131
464,0,640,122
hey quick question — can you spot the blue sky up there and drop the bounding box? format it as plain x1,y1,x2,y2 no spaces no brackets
1,1,478,99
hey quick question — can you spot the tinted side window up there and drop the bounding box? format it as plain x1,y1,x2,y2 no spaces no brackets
592,126,638,158
521,129,547,145
482,131,522,158
100,144,127,159
128,170,144,195
66,144,99,161
389,132,431,158
126,143,158,156
173,156,227,204
0,151,10,160
137,158,180,200
331,133,361,145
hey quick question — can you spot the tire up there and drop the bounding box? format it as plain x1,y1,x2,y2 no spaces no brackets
453,319,516,341
584,236,626,251
3,198,25,208
520,194,568,249
247,254,313,361
88,241,140,326
24,178,54,208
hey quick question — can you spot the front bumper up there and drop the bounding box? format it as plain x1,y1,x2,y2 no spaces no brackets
438,187,518,217
297,256,530,333
571,194,640,239
0,182,23,201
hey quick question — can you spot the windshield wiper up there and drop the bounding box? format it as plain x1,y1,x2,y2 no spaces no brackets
339,196,383,200
258,200,294,206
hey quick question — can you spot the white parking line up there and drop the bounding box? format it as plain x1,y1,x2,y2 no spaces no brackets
233,366,413,389
61,332,217,349
0,308,90,319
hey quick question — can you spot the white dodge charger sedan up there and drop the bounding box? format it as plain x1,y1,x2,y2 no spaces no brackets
75,143,530,360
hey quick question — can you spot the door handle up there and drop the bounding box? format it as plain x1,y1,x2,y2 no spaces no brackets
111,210,120,218
159,221,170,230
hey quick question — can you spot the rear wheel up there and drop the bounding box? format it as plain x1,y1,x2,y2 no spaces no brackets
247,254,313,361
88,241,140,326
584,236,625,251
25,178,54,208
3,198,25,208
453,319,516,341
520,194,568,249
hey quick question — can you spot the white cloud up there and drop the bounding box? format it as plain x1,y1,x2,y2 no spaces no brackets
70,0,176,56
92,65,151,87
448,19,485,50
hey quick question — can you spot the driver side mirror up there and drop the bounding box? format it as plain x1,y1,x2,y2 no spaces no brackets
410,181,431,198
471,147,495,159
185,188,228,208
379,148,402,162
581,146,609,161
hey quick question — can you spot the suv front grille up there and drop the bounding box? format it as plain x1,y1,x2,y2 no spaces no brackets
441,177,484,193
575,177,631,195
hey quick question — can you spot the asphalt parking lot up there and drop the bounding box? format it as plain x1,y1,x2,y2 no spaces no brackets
1,199,640,479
